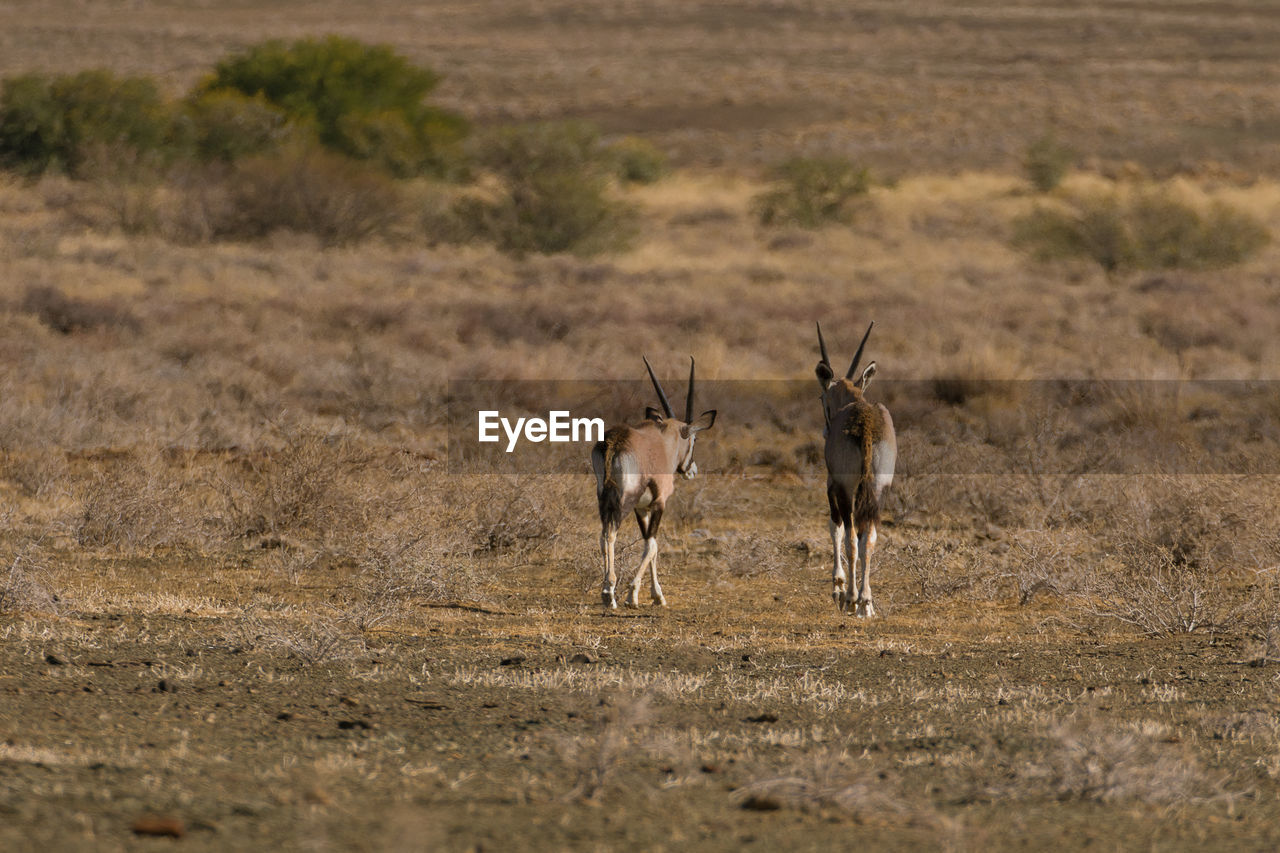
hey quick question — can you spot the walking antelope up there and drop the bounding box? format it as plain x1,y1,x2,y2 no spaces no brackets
816,322,896,616
591,358,716,609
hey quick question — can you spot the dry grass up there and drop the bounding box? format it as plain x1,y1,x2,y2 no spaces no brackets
3,4,1280,849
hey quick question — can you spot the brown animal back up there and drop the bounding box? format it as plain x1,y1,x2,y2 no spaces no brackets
599,427,633,490
841,401,882,527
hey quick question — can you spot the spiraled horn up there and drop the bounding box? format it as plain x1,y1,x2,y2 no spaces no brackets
845,321,874,379
643,356,674,418
685,357,696,423
816,322,831,369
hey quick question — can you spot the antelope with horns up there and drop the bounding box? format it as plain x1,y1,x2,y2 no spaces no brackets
815,321,896,616
591,358,717,609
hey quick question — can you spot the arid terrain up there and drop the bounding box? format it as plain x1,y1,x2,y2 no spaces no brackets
2,2,1280,851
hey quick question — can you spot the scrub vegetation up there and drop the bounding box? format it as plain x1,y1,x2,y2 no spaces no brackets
2,1,1280,850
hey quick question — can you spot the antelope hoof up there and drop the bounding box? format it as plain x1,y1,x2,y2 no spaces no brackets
602,591,617,610
651,593,667,607
831,584,845,608
854,599,876,618
626,590,642,608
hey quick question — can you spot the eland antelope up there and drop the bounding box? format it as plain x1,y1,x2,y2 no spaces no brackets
591,357,716,609
816,321,896,616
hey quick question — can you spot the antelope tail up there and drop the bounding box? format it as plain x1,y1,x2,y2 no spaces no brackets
853,427,879,528
592,439,623,529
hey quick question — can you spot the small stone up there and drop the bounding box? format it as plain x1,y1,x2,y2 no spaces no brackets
569,652,597,665
44,653,68,665
132,816,185,838
740,795,782,811
337,719,371,730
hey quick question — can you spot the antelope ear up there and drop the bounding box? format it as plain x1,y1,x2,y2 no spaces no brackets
857,361,878,390
644,406,665,424
815,361,834,387
681,409,716,438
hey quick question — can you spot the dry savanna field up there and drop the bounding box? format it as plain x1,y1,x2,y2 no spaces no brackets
3,1,1280,850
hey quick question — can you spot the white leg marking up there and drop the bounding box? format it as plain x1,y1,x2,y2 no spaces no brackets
628,537,657,608
855,523,877,618
830,517,847,610
601,529,618,609
843,520,857,612
648,541,665,606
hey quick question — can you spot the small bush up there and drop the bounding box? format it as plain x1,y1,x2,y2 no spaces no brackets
608,136,667,184
20,285,139,335
455,121,634,255
200,36,466,176
0,70,177,177
183,89,293,163
1012,189,1269,272
1023,133,1073,193
0,545,58,614
753,156,870,228
214,149,404,246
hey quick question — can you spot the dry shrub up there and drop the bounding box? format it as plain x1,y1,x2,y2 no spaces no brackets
19,285,138,335
0,543,59,614
753,156,871,228
723,534,790,580
1023,133,1074,193
608,136,667,185
734,750,907,818
239,612,365,665
464,475,567,554
894,540,987,604
76,461,210,551
213,149,404,246
455,121,635,256
1100,476,1257,571
557,693,653,801
212,431,355,543
1012,189,1269,272
1077,542,1234,635
344,531,483,627
0,446,69,499
1005,529,1089,605
973,716,1230,806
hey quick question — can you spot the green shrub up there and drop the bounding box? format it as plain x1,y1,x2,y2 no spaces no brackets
213,149,404,246
200,36,465,176
454,121,633,255
754,156,871,228
1023,134,1074,193
1012,189,1269,272
183,89,293,163
608,136,667,184
0,70,176,177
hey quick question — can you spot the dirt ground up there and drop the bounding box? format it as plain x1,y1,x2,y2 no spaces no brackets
5,541,1280,853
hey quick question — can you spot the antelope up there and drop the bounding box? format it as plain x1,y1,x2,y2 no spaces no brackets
815,321,896,616
591,357,717,609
